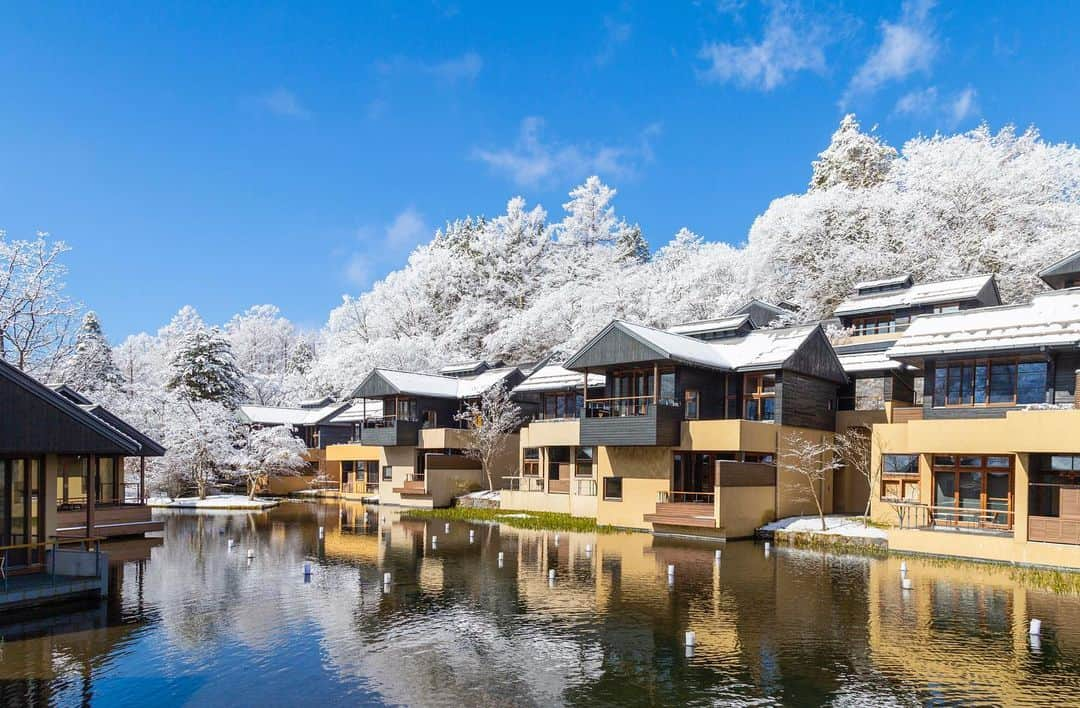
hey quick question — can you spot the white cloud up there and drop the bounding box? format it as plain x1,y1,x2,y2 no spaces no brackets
385,207,429,246
698,3,829,91
949,87,978,124
257,88,311,119
472,117,660,187
894,86,939,115
344,254,371,287
846,0,936,101
595,17,632,67
892,85,979,125
425,52,483,82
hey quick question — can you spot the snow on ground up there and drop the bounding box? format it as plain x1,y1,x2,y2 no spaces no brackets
460,490,501,503
760,515,887,540
147,494,280,510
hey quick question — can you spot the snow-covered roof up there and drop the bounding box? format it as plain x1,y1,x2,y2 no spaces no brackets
326,400,384,423
357,366,520,399
438,360,494,376
834,274,998,317
887,288,1080,359
666,314,750,336
238,403,349,427
1039,250,1080,289
835,349,906,373
572,320,828,373
853,274,913,291
512,365,605,394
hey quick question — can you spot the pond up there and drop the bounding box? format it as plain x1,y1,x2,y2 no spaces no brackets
2,501,1080,706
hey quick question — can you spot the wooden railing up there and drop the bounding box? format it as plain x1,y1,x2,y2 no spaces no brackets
584,395,656,418
890,406,924,423
548,479,570,494
657,490,716,504
889,501,1013,531
58,482,145,510
0,536,105,583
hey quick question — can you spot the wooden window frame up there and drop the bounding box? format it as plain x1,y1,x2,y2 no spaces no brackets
381,465,393,481
851,314,896,336
742,372,777,422
684,389,700,420
574,446,595,478
603,476,623,501
930,454,1014,528
523,447,541,477
932,357,1048,408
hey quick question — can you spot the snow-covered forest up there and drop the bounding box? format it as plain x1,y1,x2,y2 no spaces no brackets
4,115,1080,494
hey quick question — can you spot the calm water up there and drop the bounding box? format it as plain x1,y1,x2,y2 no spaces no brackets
2,502,1080,707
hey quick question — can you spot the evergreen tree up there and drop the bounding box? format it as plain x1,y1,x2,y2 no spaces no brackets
809,114,897,191
166,326,246,409
62,311,124,398
615,223,650,263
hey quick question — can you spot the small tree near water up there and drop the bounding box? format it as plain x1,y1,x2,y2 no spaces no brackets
780,432,841,532
237,425,309,499
454,383,522,491
834,425,876,525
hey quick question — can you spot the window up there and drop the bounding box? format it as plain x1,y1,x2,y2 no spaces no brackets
931,454,1014,527
541,392,581,419
933,303,961,314
743,373,776,421
881,454,920,501
603,477,623,501
548,446,571,480
396,398,418,421
659,371,676,405
421,410,438,428
884,454,919,475
1029,454,1080,519
851,314,896,336
575,447,595,478
382,465,393,481
931,359,1047,407
684,389,700,420
523,448,540,476
342,461,355,484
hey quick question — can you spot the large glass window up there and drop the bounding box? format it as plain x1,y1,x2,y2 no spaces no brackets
851,314,896,336
548,447,571,481
541,392,581,419
684,389,700,420
884,454,919,475
932,359,1046,407
932,455,1014,527
396,398,418,421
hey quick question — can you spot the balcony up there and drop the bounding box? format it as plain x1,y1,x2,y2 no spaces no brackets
359,416,421,446
392,473,429,496
580,397,682,447
55,483,162,538
0,538,108,612
888,501,1014,536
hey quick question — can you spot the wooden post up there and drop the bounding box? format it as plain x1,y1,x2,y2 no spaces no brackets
582,368,589,411
139,456,146,504
653,363,660,403
86,454,96,538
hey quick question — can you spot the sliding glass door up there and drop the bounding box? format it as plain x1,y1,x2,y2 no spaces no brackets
1,458,47,567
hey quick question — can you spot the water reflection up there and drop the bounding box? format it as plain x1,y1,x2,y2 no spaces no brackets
2,502,1080,706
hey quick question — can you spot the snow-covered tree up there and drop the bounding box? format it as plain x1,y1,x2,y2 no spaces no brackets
167,326,246,409
61,311,124,399
161,399,240,499
780,433,840,532
809,114,896,191
615,223,650,264
235,425,309,499
0,232,80,377
453,383,522,491
226,304,313,405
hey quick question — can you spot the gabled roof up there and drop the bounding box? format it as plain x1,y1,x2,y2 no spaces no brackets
238,402,351,427
666,314,752,337
731,299,795,328
0,359,143,455
1038,250,1080,289
81,404,167,456
564,320,847,382
297,396,334,409
887,288,1080,360
438,360,493,377
853,274,913,292
511,365,605,394
48,383,94,405
834,274,1000,317
349,366,521,400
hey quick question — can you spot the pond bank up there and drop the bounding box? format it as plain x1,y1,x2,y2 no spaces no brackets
401,507,632,534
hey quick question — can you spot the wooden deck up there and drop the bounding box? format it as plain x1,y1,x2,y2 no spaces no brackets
644,502,718,529
0,572,103,611
392,480,428,496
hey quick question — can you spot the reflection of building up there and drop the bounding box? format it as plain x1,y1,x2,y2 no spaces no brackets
870,255,1080,568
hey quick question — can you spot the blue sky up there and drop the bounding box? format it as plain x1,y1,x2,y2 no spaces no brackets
0,1,1076,340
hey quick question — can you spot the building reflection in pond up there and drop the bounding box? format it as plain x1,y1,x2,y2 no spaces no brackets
0,502,1078,706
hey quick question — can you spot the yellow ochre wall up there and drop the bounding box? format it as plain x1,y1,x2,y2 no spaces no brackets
870,409,1080,569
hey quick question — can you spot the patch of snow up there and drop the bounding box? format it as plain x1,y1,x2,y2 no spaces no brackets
760,514,887,540
496,513,533,519
147,494,280,510
460,489,501,502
